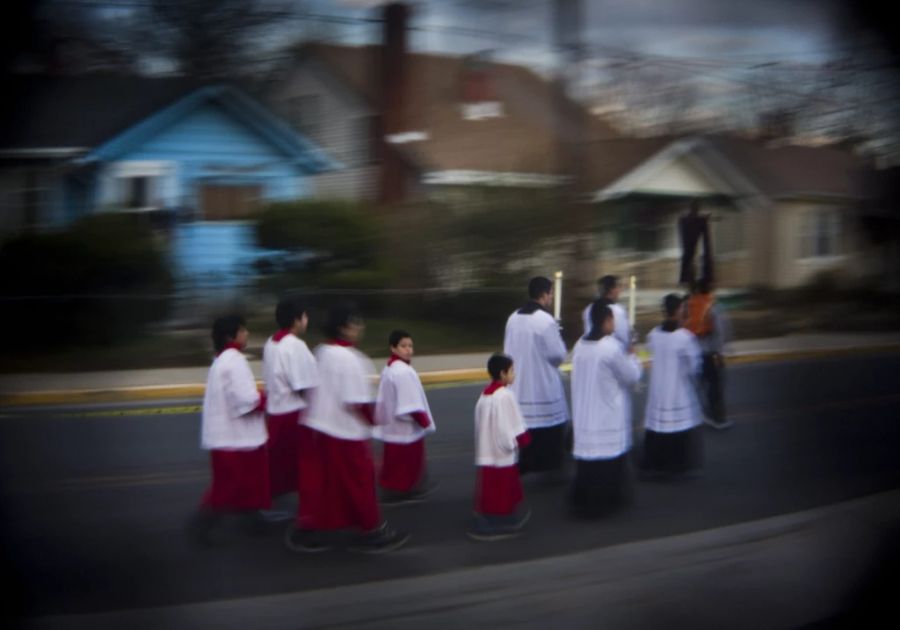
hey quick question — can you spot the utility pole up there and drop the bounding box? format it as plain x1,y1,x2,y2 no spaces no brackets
377,2,410,205
553,0,593,343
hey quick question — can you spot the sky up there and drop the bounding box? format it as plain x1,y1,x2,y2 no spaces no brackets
57,0,891,146
68,0,862,75
331,0,851,70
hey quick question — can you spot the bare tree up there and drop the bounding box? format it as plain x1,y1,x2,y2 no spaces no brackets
3,2,139,76
131,0,294,79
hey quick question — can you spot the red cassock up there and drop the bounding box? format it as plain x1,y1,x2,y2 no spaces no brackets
266,410,301,497
295,426,381,531
202,446,272,511
474,465,523,516
379,439,426,492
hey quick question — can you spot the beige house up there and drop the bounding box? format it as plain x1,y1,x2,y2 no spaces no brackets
587,135,876,289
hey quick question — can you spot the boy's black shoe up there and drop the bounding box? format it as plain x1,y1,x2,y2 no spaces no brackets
467,508,531,542
381,479,440,506
258,509,294,523
284,526,333,553
348,524,410,554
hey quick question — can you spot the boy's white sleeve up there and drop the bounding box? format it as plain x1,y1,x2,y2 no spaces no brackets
499,393,527,454
493,396,519,455
286,344,319,392
540,320,567,367
225,355,261,417
341,355,374,404
612,348,643,387
393,368,427,417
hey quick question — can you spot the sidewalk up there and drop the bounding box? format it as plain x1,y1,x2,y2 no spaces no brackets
2,332,899,407
24,488,900,629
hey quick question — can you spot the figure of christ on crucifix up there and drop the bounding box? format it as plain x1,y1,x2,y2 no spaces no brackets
678,199,714,286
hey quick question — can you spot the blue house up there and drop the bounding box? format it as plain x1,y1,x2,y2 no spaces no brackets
0,75,336,287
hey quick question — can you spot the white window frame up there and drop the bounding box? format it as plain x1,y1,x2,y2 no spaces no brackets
798,207,842,261
461,101,504,121
107,161,175,212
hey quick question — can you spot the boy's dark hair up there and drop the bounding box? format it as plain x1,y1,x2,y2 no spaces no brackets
322,301,362,340
528,276,553,299
212,314,246,353
597,275,618,297
275,296,307,330
389,329,411,348
487,353,514,381
586,301,613,340
663,293,684,318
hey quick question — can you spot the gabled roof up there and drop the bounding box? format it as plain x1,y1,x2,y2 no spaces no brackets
290,43,620,179
589,134,873,202
2,75,336,173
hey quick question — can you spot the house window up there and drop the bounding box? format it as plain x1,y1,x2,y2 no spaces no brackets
800,209,841,258
712,210,743,255
462,101,504,121
118,176,156,210
616,222,662,253
125,176,149,209
109,161,173,211
290,94,321,139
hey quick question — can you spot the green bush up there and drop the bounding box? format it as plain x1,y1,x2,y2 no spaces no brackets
0,214,173,348
255,199,381,270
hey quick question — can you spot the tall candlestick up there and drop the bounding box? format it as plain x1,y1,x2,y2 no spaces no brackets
554,270,563,322
628,275,637,328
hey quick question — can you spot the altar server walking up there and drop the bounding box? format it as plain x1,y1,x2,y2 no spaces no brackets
503,276,569,474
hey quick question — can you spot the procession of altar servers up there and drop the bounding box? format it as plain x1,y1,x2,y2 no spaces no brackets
192,274,727,550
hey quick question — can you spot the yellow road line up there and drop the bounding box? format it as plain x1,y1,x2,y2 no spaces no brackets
1,344,898,409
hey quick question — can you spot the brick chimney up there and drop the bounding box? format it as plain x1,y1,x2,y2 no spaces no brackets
377,2,410,205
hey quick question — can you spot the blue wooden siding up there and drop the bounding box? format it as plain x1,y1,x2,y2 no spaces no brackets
24,87,330,289
114,101,308,211
91,99,319,289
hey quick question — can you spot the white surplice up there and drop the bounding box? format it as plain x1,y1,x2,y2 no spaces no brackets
503,306,569,428
571,336,643,460
644,327,703,433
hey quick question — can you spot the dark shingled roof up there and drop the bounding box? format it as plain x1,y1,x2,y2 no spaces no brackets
2,75,204,150
585,134,873,201
703,135,871,199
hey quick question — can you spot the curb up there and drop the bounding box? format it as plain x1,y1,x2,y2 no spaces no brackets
2,344,899,409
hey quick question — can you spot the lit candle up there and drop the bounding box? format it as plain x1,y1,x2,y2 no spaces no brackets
628,275,637,328
554,270,563,322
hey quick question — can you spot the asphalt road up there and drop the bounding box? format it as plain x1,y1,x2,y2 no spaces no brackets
2,354,899,624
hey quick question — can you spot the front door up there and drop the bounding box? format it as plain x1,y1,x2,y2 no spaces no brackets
200,185,262,220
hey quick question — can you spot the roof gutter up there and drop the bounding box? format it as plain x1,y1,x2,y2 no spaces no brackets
0,148,90,159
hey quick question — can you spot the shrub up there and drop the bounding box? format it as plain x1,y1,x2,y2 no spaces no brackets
0,214,173,348
255,199,381,270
